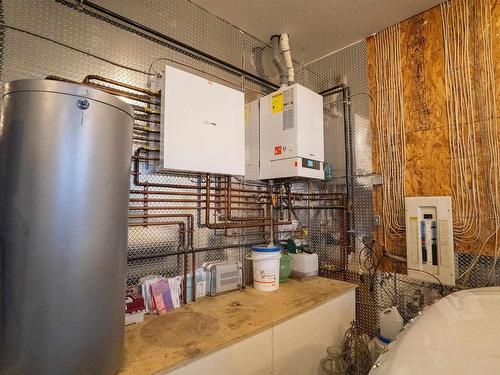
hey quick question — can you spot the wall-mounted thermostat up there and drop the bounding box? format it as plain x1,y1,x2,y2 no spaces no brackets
405,196,455,286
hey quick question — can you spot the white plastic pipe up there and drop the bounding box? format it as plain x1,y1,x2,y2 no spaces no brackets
279,34,295,84
271,35,288,88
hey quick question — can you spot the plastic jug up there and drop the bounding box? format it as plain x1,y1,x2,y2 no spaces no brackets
289,252,318,278
379,306,403,341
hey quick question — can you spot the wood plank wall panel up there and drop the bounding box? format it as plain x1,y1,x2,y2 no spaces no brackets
368,0,499,263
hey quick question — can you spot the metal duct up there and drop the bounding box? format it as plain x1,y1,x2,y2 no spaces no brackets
0,79,134,375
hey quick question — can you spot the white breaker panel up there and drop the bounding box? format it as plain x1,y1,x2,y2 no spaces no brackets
405,196,455,286
259,84,324,180
160,65,245,175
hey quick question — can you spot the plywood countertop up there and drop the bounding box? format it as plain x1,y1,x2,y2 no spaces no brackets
119,277,356,375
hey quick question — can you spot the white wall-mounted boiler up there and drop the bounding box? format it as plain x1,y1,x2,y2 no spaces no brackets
258,84,324,180
160,65,245,175
405,196,455,286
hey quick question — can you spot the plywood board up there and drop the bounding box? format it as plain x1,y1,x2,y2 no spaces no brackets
369,0,500,262
119,278,356,375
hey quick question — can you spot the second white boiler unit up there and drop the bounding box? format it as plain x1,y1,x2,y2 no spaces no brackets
258,84,325,180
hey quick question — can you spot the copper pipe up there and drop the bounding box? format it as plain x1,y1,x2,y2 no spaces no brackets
130,214,190,220
226,175,232,220
129,205,264,211
291,206,346,210
134,157,160,161
128,220,189,302
133,136,160,143
134,127,160,134
269,181,274,245
128,220,185,238
203,219,291,229
133,154,267,197
291,192,344,196
129,205,263,211
204,174,274,228
128,241,264,261
45,75,79,84
131,190,204,197
130,189,260,199
134,115,161,124
129,215,193,253
221,229,303,238
218,215,271,222
88,83,159,105
292,197,343,201
153,212,198,303
132,150,284,229
83,74,160,97
205,174,215,228
129,198,263,205
132,105,161,116
204,174,271,228
129,198,264,207
45,75,159,106
205,174,264,229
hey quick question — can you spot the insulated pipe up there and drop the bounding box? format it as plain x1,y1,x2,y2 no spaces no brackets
279,34,295,84
271,35,288,88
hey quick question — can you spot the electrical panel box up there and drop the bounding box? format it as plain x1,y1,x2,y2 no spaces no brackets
258,84,324,180
405,196,455,286
160,65,245,175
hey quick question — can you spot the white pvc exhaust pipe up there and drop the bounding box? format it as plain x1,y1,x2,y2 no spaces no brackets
271,35,288,88
279,34,295,85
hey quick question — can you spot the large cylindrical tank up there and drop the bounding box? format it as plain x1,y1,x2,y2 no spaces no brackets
0,79,134,375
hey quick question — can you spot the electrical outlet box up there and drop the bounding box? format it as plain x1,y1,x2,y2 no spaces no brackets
160,65,245,175
405,196,455,286
258,84,324,180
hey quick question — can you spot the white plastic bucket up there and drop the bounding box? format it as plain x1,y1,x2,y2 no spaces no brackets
246,245,281,292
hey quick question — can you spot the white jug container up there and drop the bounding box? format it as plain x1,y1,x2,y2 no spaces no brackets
379,306,404,341
289,252,318,278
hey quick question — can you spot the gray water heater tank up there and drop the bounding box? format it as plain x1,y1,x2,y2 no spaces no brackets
0,79,134,374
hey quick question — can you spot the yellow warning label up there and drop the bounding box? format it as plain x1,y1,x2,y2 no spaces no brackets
271,93,283,113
